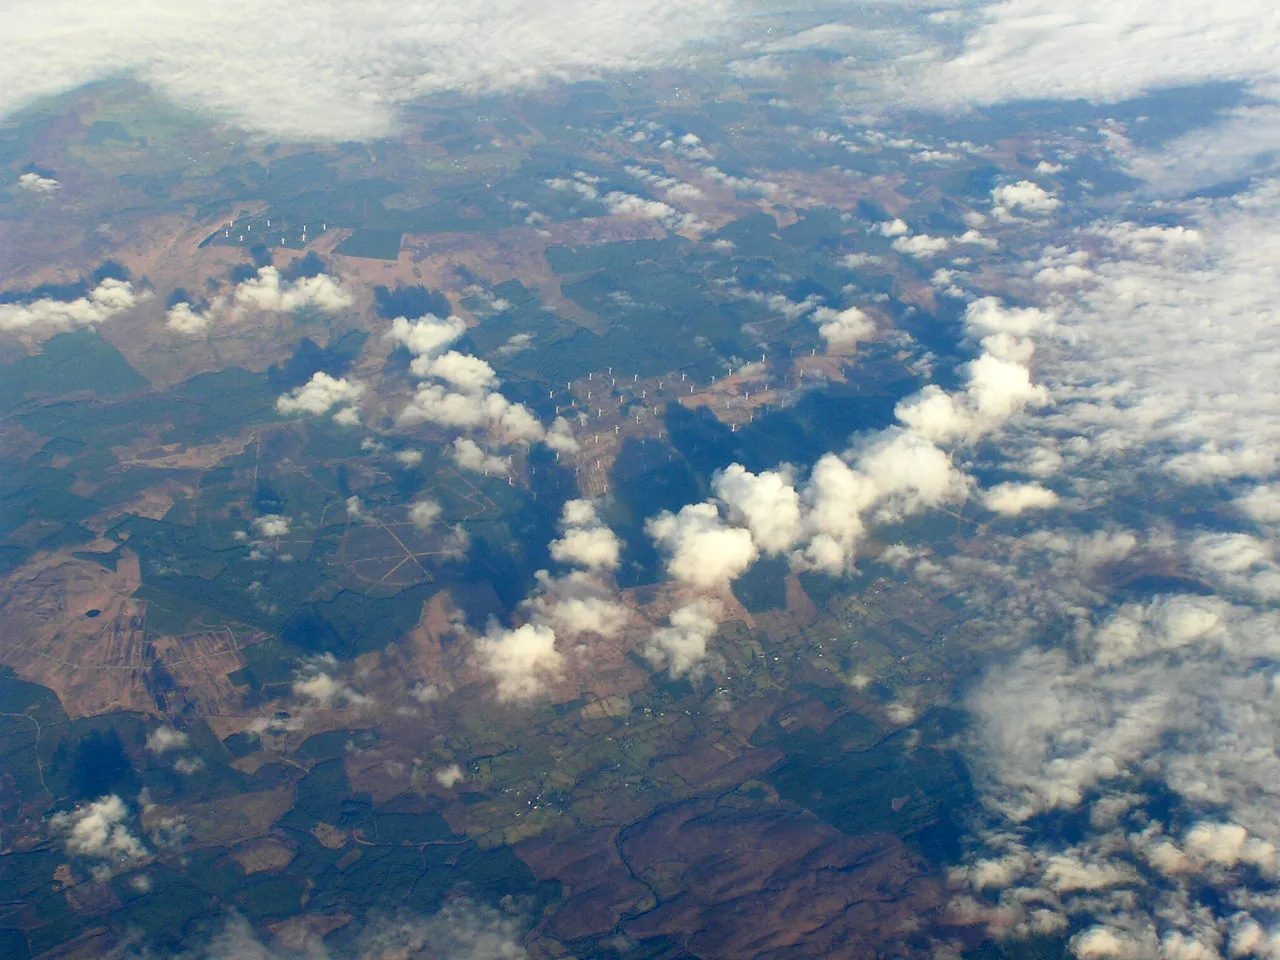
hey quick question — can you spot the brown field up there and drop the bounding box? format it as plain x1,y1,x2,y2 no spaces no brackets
0,551,151,717
143,786,294,848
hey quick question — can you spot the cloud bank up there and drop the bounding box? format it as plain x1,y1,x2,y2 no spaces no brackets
167,266,351,334
0,0,737,139
0,278,146,334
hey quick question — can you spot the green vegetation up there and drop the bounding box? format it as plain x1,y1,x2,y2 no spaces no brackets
335,229,403,259
0,331,148,405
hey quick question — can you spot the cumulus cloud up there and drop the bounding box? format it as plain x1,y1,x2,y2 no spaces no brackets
789,453,877,574
0,278,145,333
899,0,1280,112
950,584,1280,951
544,416,581,455
549,526,621,572
409,498,442,530
602,190,703,232
644,599,722,677
400,384,489,429
276,372,365,422
811,305,876,351
1006,186,1280,485
548,499,622,572
434,764,465,788
646,303,1043,580
411,350,499,392
292,656,371,709
646,502,759,590
524,569,629,639
992,180,1060,220
183,900,530,960
397,330,545,446
510,501,631,641
0,0,739,140
1237,485,1280,525
388,314,467,358
166,266,351,333
892,233,952,258
474,622,563,700
16,171,58,194
965,297,1056,340
712,464,802,555
51,795,147,865
982,482,1061,516
237,266,351,312
144,726,188,754
896,349,1049,446
252,514,291,538
450,437,510,475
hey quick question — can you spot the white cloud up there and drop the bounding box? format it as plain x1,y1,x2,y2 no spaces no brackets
644,599,721,677
0,278,145,333
411,350,498,392
252,514,291,538
992,180,1060,220
949,577,1280,949
839,252,881,268
1008,184,1280,485
474,622,563,700
699,165,781,199
545,417,581,455
646,501,759,590
892,233,952,258
636,287,1046,581
164,301,208,334
434,763,465,788
524,569,629,639
16,172,59,194
549,525,621,572
398,370,544,445
965,297,1056,339
144,726,188,754
388,314,467,358
186,900,531,960
982,482,1061,516
450,437,510,475
855,429,971,524
166,266,351,333
0,0,739,140
51,795,147,865
549,499,622,572
602,190,703,232
897,348,1049,446
812,305,876,351
276,372,365,421
1237,485,1280,525
409,499,442,530
400,383,489,429
712,464,802,555
790,453,877,574
237,266,351,312
901,0,1280,111
292,658,371,709
292,672,345,707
